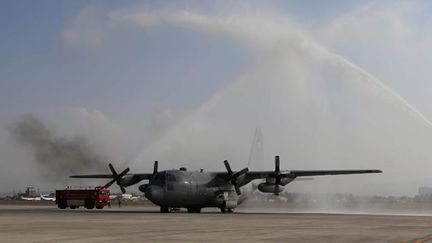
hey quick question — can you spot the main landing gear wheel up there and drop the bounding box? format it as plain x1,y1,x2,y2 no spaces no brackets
160,206,170,213
187,208,202,213
220,207,234,213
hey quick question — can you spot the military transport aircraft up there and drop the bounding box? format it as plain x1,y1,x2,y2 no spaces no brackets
71,155,381,213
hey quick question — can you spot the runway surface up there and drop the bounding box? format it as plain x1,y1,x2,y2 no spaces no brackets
1,205,432,242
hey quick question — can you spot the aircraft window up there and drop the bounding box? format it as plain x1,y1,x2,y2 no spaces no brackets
152,173,166,186
166,174,177,182
165,174,176,191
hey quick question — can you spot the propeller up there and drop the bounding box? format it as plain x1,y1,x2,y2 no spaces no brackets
153,161,158,177
274,155,282,195
224,160,248,195
103,163,130,193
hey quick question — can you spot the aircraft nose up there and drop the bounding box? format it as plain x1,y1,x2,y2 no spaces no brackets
144,185,163,203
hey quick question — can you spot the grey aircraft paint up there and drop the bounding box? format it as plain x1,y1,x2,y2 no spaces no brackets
70,156,382,213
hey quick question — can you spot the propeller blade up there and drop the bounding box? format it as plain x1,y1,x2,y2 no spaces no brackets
153,161,158,175
105,163,129,193
231,167,249,180
108,163,118,177
224,160,233,175
223,160,248,195
274,156,281,195
117,168,130,179
274,184,280,195
103,179,116,189
274,184,279,195
235,186,242,195
275,156,280,174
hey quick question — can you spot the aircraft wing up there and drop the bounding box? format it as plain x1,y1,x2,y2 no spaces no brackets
245,169,382,180
70,174,114,178
284,169,382,177
70,162,158,185
70,173,153,180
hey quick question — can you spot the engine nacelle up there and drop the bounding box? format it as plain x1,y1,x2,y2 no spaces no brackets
120,175,141,187
257,183,285,194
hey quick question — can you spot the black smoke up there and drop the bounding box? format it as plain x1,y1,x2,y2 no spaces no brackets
9,114,107,178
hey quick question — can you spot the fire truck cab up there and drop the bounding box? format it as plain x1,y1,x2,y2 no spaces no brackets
56,187,110,209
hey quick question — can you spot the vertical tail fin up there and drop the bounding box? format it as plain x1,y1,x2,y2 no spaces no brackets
247,128,264,171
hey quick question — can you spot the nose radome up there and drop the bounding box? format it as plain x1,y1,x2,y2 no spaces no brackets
138,184,149,193
144,185,152,198
144,185,163,204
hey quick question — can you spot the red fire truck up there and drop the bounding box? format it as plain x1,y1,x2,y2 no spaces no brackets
56,187,111,209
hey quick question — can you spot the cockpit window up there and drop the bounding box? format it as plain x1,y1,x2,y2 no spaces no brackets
152,173,166,186
165,173,177,191
166,174,177,182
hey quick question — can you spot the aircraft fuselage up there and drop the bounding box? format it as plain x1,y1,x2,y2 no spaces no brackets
139,170,243,210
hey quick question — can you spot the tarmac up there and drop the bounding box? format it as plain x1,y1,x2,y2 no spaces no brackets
0,204,432,242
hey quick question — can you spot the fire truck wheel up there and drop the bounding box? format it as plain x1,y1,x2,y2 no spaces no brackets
70,206,77,209
96,206,103,209
85,201,95,209
58,201,67,209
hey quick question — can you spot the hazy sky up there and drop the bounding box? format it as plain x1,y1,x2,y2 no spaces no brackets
1,0,432,195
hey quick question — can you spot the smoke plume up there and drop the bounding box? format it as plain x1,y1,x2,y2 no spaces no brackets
9,114,107,178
